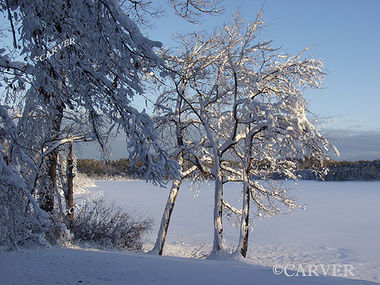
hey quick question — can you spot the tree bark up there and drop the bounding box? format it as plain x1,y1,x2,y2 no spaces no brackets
66,142,74,224
237,170,250,257
211,163,226,255
40,104,63,213
151,179,182,255
150,86,185,255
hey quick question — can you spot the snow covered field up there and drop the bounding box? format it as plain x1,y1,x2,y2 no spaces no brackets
1,180,379,285
88,180,380,283
2,247,378,285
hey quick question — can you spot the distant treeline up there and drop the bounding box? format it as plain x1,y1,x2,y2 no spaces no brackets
77,158,380,181
298,160,380,181
77,159,144,179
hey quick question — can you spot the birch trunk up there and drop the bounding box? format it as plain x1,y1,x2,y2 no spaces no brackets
236,171,250,257
211,162,226,254
151,179,182,255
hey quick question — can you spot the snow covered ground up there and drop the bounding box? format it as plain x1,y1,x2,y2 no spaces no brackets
1,247,378,285
1,180,379,285
87,180,380,283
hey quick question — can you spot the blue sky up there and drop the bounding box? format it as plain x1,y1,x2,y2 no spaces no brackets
147,0,380,131
1,0,379,160
82,0,380,160
137,0,380,161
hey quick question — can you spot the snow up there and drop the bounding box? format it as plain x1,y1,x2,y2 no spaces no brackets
89,180,380,283
1,180,379,284
0,247,378,285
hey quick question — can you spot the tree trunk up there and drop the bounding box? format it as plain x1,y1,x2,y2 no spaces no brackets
211,164,226,255
40,104,63,213
150,84,186,255
237,171,250,257
151,179,182,255
40,150,58,212
66,142,74,224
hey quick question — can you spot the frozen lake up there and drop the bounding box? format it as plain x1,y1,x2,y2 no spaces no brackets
86,180,380,283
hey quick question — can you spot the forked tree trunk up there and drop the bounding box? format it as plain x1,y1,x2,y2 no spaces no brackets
66,142,74,224
151,179,182,255
236,170,250,257
40,104,63,213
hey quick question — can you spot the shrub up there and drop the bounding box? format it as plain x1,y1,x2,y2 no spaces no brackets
70,198,152,251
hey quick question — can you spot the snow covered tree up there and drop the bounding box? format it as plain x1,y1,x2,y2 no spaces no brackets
152,28,236,255
1,0,179,215
151,46,215,254
153,12,336,257
0,105,49,249
208,13,335,257
0,0,224,247
150,0,224,254
0,0,180,247
143,0,223,256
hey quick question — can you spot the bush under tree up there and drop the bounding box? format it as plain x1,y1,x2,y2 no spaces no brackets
70,198,152,251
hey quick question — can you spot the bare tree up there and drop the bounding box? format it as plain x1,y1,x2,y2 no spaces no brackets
169,0,223,23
